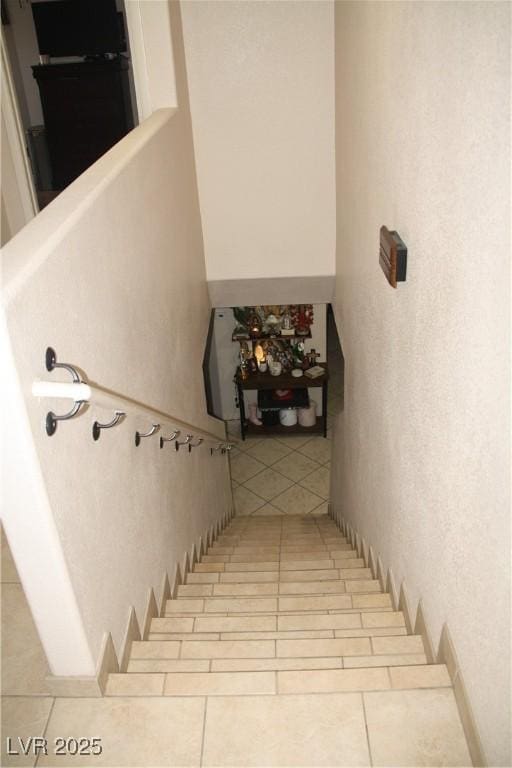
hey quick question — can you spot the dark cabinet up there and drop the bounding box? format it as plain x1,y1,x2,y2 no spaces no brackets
32,58,134,190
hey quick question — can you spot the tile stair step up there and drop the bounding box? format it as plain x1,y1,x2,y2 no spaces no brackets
106,664,450,697
167,593,392,615
129,634,425,663
150,611,406,636
177,579,378,599
148,627,408,641
165,593,394,616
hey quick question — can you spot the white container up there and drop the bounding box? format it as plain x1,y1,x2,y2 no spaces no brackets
298,400,317,427
279,408,298,427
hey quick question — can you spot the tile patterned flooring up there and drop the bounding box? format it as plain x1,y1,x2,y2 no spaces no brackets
227,414,335,517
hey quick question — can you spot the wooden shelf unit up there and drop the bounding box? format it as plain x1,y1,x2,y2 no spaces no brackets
235,363,328,440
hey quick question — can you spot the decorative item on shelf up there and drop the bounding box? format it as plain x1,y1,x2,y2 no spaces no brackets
275,389,293,401
281,309,293,335
304,365,325,379
307,348,321,367
294,304,314,336
292,340,306,369
269,360,282,376
248,403,262,425
248,312,263,338
291,368,303,378
239,345,250,380
232,306,251,340
298,400,317,427
248,357,258,374
280,408,298,427
264,312,280,336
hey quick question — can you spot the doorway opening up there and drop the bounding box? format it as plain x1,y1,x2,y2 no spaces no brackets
1,0,137,213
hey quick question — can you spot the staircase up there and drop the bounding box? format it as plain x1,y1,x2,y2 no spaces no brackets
106,514,452,697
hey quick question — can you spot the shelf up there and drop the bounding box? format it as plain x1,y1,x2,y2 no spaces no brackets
243,418,325,437
232,331,311,342
236,363,328,390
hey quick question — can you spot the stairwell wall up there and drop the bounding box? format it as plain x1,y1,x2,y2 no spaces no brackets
331,2,510,765
1,2,231,677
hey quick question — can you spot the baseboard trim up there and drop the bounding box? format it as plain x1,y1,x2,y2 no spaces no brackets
331,507,486,766
46,505,234,697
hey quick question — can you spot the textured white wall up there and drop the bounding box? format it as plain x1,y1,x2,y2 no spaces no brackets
1,2,231,674
181,0,335,282
331,2,510,764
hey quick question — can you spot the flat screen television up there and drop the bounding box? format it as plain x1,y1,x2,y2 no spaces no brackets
31,0,126,57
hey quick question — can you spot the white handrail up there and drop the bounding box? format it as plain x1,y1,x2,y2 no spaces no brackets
32,379,235,447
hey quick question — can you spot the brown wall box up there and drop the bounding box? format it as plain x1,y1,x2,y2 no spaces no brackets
379,226,408,288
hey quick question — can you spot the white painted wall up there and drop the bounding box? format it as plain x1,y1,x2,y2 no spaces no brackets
181,0,335,282
1,1,231,675
331,2,510,764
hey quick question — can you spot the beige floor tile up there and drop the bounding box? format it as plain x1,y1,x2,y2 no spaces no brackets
1,584,50,696
371,635,425,655
278,666,390,694
279,595,351,611
212,656,343,672
334,628,406,639
272,485,326,515
279,568,339,581
242,467,295,502
202,554,231,563
361,611,405,628
278,580,346,595
105,673,164,696
220,630,334,641
309,502,330,516
280,559,334,571
181,639,275,659
38,697,205,766
273,434,317,449
212,582,278,597
131,641,180,659
219,571,279,583
208,546,235,555
186,572,219,584
251,504,286,516
177,585,213,597
280,544,328,553
194,615,276,633
194,563,225,573
297,437,332,464
299,465,330,499
390,664,452,689
343,654,427,668
245,439,292,466
271,452,321,482
364,689,472,766
280,550,335,561
278,613,361,631
149,633,220,641
231,545,280,554
230,453,266,483
232,485,266,515
164,671,275,696
345,580,382,593
333,551,359,561
127,659,210,673
2,696,54,768
229,553,279,562
165,599,204,614
338,567,372,579
352,593,392,609
204,597,278,613
277,637,371,657
225,562,279,572
151,618,194,633
202,693,370,766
